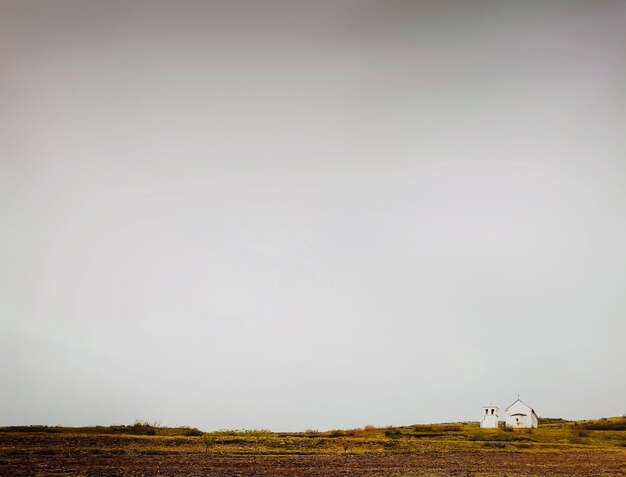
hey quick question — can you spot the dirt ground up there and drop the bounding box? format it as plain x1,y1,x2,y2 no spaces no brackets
1,432,624,476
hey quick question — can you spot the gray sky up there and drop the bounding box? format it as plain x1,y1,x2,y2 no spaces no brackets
1,0,625,431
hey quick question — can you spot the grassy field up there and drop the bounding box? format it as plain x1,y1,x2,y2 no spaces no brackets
1,417,624,476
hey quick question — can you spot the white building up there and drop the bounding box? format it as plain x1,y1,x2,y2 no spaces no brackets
504,399,538,428
480,405,499,428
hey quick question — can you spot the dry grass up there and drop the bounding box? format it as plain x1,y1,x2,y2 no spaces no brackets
2,416,624,455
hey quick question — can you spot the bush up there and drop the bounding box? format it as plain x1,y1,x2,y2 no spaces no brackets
160,426,203,437
328,429,356,437
482,441,506,448
336,438,350,453
213,429,273,437
126,421,158,435
384,428,403,439
578,419,626,431
469,432,534,442
538,417,568,425
439,425,461,432
412,425,435,432
0,426,60,433
568,435,587,445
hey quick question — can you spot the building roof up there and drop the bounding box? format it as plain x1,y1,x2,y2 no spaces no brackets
505,399,538,418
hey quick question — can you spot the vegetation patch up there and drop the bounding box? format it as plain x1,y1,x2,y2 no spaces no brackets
577,417,626,431
469,432,536,442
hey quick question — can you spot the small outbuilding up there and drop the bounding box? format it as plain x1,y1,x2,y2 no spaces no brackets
504,399,538,428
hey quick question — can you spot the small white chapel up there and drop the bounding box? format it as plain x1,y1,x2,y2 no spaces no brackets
480,398,538,429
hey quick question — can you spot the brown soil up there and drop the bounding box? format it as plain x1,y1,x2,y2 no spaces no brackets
1,433,624,476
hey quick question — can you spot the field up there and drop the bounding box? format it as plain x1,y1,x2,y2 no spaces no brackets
1,418,624,476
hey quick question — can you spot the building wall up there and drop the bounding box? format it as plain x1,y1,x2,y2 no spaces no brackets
481,414,499,428
530,411,538,428
480,407,499,428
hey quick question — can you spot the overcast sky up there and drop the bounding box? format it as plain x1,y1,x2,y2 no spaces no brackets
1,0,625,431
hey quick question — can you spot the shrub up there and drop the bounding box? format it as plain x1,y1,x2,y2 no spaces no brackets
126,420,158,435
175,427,204,437
469,432,534,442
384,428,403,439
578,419,626,431
336,438,350,453
202,434,222,454
482,441,506,448
1,426,60,433
412,425,434,432
568,435,587,445
328,429,356,437
538,417,568,425
439,425,461,432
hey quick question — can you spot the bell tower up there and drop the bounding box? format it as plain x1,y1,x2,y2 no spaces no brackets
480,405,499,428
